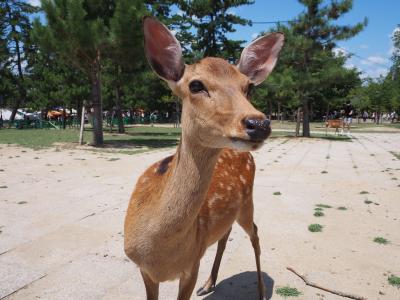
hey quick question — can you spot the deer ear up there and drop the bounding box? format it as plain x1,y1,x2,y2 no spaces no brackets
143,16,185,82
237,33,284,85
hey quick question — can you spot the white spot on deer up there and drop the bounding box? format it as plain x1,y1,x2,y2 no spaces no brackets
246,164,251,171
223,171,229,176
219,182,224,188
218,158,223,163
141,177,148,184
239,175,246,184
227,185,233,191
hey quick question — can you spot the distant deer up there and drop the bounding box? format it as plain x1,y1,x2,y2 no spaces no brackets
325,119,344,135
124,17,284,300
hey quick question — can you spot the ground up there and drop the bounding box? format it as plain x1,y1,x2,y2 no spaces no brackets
0,126,400,299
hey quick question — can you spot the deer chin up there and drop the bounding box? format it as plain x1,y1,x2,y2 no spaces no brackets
229,137,266,152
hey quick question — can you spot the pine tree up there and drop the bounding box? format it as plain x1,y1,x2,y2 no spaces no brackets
176,0,254,62
288,0,367,136
33,0,111,146
0,1,39,122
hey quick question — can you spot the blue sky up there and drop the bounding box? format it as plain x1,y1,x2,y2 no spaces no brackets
226,0,399,78
28,0,399,78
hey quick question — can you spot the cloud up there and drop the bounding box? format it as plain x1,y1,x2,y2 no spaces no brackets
27,0,41,6
332,47,346,56
227,9,236,15
361,55,388,66
359,44,369,49
251,32,259,40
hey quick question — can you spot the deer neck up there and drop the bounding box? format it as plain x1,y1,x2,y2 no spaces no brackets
157,130,221,235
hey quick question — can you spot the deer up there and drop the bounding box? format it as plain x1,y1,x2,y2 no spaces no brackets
124,16,284,300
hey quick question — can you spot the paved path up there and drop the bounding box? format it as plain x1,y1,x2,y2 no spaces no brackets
0,133,399,299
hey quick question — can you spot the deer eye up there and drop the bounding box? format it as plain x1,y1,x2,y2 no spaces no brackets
246,83,255,97
189,80,207,94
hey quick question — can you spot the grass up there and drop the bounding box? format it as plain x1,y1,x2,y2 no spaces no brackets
374,237,389,245
360,191,369,194
276,286,302,297
0,126,181,152
390,151,400,160
273,191,282,196
321,170,328,174
388,275,400,288
337,206,347,210
364,200,373,204
314,211,324,217
308,224,323,232
314,207,323,211
315,204,332,208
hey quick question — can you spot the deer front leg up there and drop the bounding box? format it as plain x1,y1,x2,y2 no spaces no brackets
177,261,200,300
238,205,266,300
140,269,159,300
196,227,232,296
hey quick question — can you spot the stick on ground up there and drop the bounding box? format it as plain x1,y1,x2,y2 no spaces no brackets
286,267,367,300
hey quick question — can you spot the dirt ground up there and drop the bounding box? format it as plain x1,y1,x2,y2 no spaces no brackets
0,132,399,300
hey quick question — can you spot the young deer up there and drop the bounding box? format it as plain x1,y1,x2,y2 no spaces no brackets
124,17,284,300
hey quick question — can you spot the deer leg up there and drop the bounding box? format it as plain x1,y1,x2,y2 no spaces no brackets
177,261,200,300
140,269,159,300
237,205,266,300
196,227,232,296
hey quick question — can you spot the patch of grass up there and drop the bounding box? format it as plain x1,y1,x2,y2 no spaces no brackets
337,206,347,210
353,165,358,169
0,185,8,188
321,170,328,174
276,286,302,297
314,211,324,217
0,126,181,151
388,275,400,287
17,201,28,205
308,224,323,232
391,177,398,180
374,237,389,245
108,158,120,161
364,200,373,204
390,151,400,160
314,207,323,211
326,155,330,159
360,191,369,194
273,191,281,196
315,204,332,208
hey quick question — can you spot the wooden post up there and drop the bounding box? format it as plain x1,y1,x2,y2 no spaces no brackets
79,105,85,145
295,107,301,137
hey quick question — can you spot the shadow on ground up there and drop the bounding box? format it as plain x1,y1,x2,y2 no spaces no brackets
202,272,274,300
103,138,179,149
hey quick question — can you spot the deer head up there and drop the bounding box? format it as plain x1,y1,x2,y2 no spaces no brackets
143,17,284,151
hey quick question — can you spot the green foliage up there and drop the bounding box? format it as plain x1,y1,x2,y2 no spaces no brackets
388,275,400,288
276,286,302,297
308,223,323,232
314,211,324,217
373,237,389,245
315,204,332,208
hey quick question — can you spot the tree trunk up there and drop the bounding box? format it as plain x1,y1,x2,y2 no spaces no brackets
302,99,310,137
79,105,85,145
90,57,103,146
115,87,125,133
10,23,25,123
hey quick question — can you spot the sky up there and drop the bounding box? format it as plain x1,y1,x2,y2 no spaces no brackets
226,0,399,79
27,0,399,79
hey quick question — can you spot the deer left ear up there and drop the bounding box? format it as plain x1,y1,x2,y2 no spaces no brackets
237,32,284,85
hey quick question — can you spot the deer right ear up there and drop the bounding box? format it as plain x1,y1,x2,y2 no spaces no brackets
143,16,185,82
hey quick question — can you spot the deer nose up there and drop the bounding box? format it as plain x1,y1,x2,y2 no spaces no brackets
244,117,271,141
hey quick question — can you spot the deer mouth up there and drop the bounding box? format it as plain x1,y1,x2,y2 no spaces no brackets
229,136,267,151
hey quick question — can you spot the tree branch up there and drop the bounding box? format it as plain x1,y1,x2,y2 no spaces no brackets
286,267,367,300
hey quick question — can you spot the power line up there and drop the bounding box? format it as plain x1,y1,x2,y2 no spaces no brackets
336,46,389,68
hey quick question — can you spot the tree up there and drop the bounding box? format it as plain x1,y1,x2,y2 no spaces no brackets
0,1,39,122
285,0,367,136
33,0,111,146
176,0,254,62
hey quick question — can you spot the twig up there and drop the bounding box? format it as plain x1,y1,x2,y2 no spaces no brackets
286,267,367,300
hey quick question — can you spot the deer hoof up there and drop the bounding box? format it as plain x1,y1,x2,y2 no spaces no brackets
196,286,214,296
